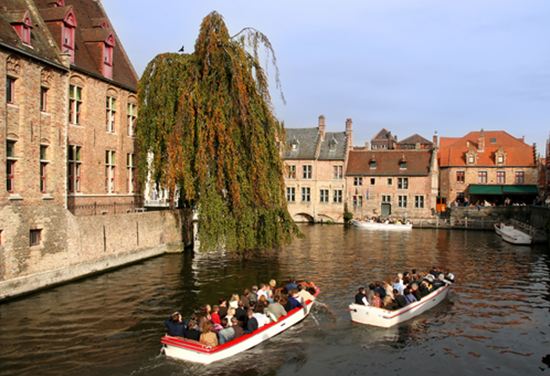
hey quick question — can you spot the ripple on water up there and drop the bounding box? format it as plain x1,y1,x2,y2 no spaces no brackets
0,226,549,376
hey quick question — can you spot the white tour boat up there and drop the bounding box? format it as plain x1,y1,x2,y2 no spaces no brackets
494,223,532,245
350,219,413,231
161,286,319,364
349,284,450,328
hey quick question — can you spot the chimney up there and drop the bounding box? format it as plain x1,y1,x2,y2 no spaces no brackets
345,118,353,150
478,128,485,152
318,115,326,141
432,130,439,148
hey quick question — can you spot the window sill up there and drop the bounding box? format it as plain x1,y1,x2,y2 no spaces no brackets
40,111,50,116
8,194,23,201
42,194,54,200
7,103,18,109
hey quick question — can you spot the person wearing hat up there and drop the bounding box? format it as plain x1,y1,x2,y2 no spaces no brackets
164,311,185,337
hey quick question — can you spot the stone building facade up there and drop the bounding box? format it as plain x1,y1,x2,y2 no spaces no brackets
345,149,438,219
438,130,538,206
282,115,352,223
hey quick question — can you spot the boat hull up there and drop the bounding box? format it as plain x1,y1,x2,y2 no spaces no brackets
494,223,531,245
349,285,450,328
350,220,412,231
162,297,315,364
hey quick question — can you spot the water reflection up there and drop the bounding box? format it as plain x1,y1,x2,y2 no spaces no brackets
0,226,548,376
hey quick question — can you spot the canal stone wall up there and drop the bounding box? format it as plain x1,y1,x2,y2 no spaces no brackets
0,208,187,301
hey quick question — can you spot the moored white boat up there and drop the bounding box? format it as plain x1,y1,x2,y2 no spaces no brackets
494,223,532,245
349,284,450,328
350,219,412,231
161,287,318,364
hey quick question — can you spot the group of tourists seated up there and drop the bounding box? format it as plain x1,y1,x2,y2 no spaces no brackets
354,267,455,310
164,279,316,348
363,216,411,225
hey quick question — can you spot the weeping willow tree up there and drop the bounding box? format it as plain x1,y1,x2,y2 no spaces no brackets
137,11,298,252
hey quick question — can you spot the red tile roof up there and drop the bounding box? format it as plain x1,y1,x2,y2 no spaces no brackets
439,130,536,167
346,150,432,176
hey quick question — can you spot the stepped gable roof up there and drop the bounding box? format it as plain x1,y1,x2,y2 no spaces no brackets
346,150,432,176
372,128,392,140
439,130,535,167
36,0,138,91
283,128,319,160
0,0,64,67
398,133,432,145
318,131,347,160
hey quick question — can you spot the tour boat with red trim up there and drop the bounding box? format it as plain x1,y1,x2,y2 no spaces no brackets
161,285,319,364
349,284,450,328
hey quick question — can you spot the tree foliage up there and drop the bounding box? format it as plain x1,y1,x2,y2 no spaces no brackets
137,12,298,252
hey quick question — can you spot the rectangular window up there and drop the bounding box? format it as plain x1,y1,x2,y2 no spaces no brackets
30,229,42,247
478,171,488,184
301,187,311,202
67,145,81,193
286,187,295,202
382,195,391,203
398,195,408,208
387,178,392,186
6,140,16,193
40,145,48,193
0,229,3,246
333,189,342,203
127,103,137,136
354,177,363,186
106,96,116,133
69,85,82,125
456,171,465,183
320,189,329,203
127,153,135,193
287,165,296,179
333,165,343,179
370,178,375,185
40,86,48,112
415,195,424,208
515,171,525,184
6,76,15,104
353,195,363,208
105,150,116,193
496,171,506,184
397,177,409,189
302,165,312,179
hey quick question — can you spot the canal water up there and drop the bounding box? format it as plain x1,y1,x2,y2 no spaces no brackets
0,226,549,376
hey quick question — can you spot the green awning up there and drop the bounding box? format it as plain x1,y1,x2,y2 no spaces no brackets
468,184,538,195
469,185,503,195
502,185,538,195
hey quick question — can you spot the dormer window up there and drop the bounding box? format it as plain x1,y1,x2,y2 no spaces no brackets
399,155,407,170
62,10,77,63
328,137,337,151
495,147,506,165
466,151,476,165
103,34,115,79
369,157,377,169
11,12,32,45
290,138,299,151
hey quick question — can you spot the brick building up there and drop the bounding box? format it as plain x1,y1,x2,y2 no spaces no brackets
396,133,433,150
438,130,538,206
345,149,438,219
282,115,352,223
1,0,139,281
370,128,397,150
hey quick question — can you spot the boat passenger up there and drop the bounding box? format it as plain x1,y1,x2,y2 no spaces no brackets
199,321,218,348
296,284,315,304
231,317,244,339
392,274,405,295
404,288,417,304
252,311,269,328
217,318,235,345
248,286,258,306
257,283,269,300
393,289,408,308
285,290,302,311
269,279,277,291
255,295,269,313
235,300,248,326
410,283,422,301
383,282,394,300
211,305,222,325
382,293,394,308
367,283,376,303
266,295,287,320
164,311,185,337
432,274,446,289
225,307,236,323
183,319,201,341
355,287,369,305
218,298,228,319
285,280,298,292
419,280,431,297
374,282,386,300
229,294,240,309
372,291,382,308
244,308,258,334
241,289,251,308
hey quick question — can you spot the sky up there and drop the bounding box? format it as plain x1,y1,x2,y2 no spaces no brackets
103,0,550,152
